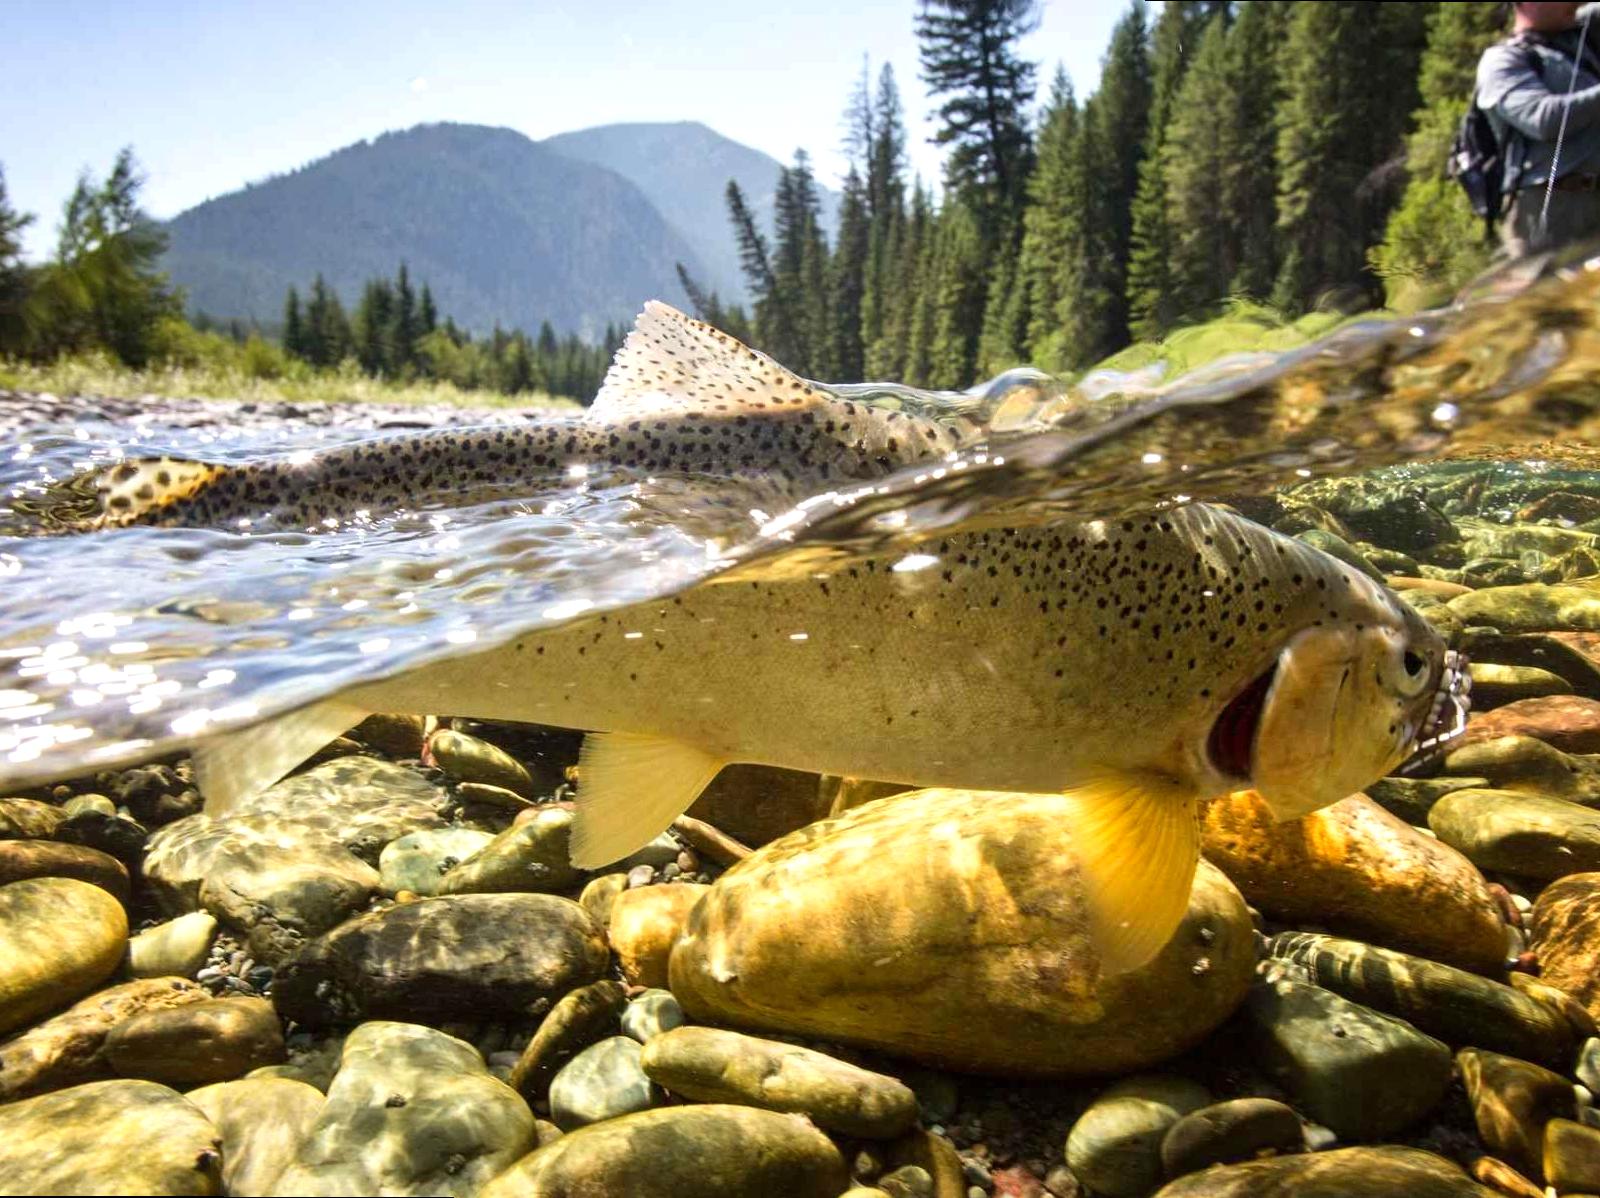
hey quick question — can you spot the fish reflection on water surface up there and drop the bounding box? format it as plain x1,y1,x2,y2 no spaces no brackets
7,249,1600,970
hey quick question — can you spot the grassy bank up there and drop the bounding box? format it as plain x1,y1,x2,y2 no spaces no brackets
0,351,578,411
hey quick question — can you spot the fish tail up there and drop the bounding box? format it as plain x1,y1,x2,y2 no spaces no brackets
94,457,232,528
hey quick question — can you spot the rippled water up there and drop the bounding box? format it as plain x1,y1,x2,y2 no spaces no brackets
6,248,1600,789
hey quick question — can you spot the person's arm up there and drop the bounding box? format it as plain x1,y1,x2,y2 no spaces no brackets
1479,43,1600,139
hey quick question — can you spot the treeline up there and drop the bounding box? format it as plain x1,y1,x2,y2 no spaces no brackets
684,1,1504,388
0,154,621,402
278,268,622,399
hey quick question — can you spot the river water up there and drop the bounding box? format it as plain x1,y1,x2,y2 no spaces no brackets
4,249,1600,791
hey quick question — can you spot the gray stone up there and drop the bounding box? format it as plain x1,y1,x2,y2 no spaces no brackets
1159,1098,1303,1179
640,1025,918,1138
509,979,627,1102
198,840,380,963
1064,1074,1212,1198
620,988,684,1043
128,912,218,979
270,1021,534,1196
0,1079,222,1195
438,807,584,894
379,827,494,897
1365,776,1491,825
1430,788,1600,881
1245,974,1453,1140
186,1076,323,1197
478,1104,849,1198
548,1035,661,1130
1577,1037,1600,1094
272,893,608,1027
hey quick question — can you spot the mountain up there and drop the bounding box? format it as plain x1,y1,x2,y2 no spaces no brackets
161,122,701,339
540,121,839,304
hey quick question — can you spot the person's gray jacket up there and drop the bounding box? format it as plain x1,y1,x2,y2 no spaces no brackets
1478,24,1600,190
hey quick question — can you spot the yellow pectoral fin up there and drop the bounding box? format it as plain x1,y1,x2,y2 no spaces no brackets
570,732,725,869
1064,771,1203,977
195,696,371,816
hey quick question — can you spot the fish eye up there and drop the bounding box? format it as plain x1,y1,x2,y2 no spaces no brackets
1403,651,1426,678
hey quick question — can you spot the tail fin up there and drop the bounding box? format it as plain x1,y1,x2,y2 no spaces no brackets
95,457,230,528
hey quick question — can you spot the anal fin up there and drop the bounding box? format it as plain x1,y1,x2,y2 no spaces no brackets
571,732,724,868
194,696,370,817
1064,771,1203,977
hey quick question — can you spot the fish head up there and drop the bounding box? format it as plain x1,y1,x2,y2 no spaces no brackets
1210,583,1467,821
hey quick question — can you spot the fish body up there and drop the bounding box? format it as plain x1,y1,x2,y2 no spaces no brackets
96,304,1467,974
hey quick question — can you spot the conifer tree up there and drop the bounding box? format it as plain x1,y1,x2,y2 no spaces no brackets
304,275,350,368
1162,12,1237,322
771,151,828,373
1015,67,1077,364
394,263,417,374
1127,2,1214,338
899,182,938,384
829,167,870,382
925,198,987,388
916,0,1040,248
1055,97,1122,370
1272,1,1429,313
0,167,34,355
1218,0,1289,299
418,284,437,335
283,286,306,360
355,279,394,375
861,65,908,373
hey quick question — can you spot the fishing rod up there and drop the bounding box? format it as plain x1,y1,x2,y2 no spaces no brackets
1540,2,1597,232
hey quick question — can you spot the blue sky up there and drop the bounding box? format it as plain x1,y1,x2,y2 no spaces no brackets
2,0,1128,261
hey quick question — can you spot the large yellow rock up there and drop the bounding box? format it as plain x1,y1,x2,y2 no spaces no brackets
609,884,708,989
0,877,128,1036
1201,791,1507,974
669,789,1255,1077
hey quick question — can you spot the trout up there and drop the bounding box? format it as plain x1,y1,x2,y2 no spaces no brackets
93,304,1469,971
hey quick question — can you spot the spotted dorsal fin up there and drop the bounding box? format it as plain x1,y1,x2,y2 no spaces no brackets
590,301,827,421
94,457,230,528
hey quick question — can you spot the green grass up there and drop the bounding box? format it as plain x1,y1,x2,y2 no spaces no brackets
0,351,580,412
1085,299,1385,380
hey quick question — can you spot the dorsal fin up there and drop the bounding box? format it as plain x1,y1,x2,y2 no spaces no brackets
94,456,230,528
591,301,827,421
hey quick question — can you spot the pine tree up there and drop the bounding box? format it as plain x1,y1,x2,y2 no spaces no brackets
1056,97,1122,369
394,262,417,374
283,286,306,359
304,274,350,368
1015,67,1077,364
861,65,908,373
899,182,938,384
1127,2,1215,339
1371,2,1505,302
1272,1,1429,313
1162,11,1237,322
1219,0,1290,299
829,167,870,382
354,279,395,376
1085,4,1151,354
916,0,1040,248
418,284,438,335
0,167,34,355
925,198,988,388
770,152,828,373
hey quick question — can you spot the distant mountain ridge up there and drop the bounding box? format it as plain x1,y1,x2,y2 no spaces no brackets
160,120,834,338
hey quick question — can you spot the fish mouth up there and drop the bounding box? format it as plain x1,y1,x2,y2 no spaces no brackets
1208,662,1278,781
1395,649,1472,773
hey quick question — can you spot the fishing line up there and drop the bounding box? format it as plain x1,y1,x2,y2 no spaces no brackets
1539,2,1596,232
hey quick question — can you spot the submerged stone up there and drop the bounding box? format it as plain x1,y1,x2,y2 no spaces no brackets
1430,788,1600,881
1064,1075,1212,1197
548,1035,661,1130
509,978,627,1101
1458,1047,1576,1179
1151,1145,1490,1196
186,1076,323,1197
1529,872,1600,1021
1159,1098,1304,1179
0,876,128,1036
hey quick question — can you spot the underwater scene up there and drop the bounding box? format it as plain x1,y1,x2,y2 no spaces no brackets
4,249,1600,1197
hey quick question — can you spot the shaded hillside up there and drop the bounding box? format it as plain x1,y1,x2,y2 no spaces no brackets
161,122,699,337
542,120,839,303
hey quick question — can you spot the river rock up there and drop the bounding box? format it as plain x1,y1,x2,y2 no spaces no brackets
0,876,128,1035
1459,1048,1576,1179
0,1078,222,1194
548,1035,661,1130
0,796,67,839
143,757,449,913
478,1104,849,1198
1507,971,1598,1041
1450,583,1600,634
641,1025,918,1138
106,996,284,1086
1159,1098,1304,1179
1460,629,1600,700
272,892,608,1027
0,838,129,903
198,840,380,963
1458,695,1600,754
379,826,495,897
429,728,536,795
187,1076,323,1197
671,814,752,867
1246,973,1453,1139
509,979,626,1101
57,807,147,862
1471,663,1574,707
1470,1156,1544,1198
1270,933,1575,1068
620,988,684,1042
1151,1145,1492,1196
609,882,708,988
350,712,429,758
1546,1117,1600,1192
671,789,1255,1076
1295,530,1384,581
1201,790,1505,972
1444,736,1600,806
1286,476,1459,552
270,1020,534,1196
438,807,583,894
1366,776,1491,825
0,976,208,1101
577,872,627,926
1529,872,1600,1020
1064,1075,1212,1198
686,763,833,847
128,912,219,978
1430,788,1600,880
